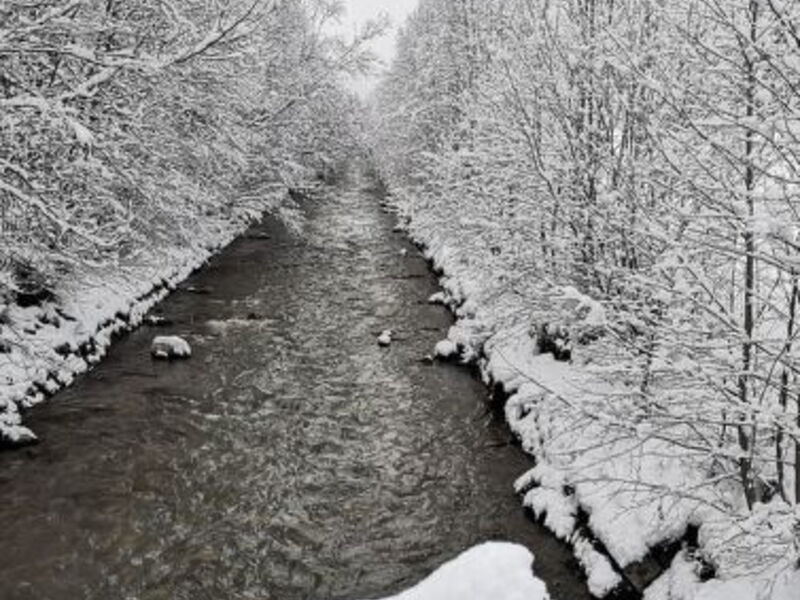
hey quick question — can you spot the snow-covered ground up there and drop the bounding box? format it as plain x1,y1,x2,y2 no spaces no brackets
373,542,549,600
389,189,800,599
0,191,289,445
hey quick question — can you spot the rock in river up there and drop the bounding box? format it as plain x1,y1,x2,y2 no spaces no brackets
151,336,192,360
434,339,458,360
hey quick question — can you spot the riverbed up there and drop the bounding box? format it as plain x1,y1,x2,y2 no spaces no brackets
0,174,591,600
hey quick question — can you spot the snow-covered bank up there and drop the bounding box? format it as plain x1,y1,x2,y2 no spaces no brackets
0,191,292,446
373,543,549,600
387,189,800,600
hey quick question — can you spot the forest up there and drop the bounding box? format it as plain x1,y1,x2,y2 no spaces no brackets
2,1,800,600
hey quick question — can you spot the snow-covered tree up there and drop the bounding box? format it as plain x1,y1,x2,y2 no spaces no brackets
1,0,372,290
372,0,800,522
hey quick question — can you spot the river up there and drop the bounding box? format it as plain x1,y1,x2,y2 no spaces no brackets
0,173,591,600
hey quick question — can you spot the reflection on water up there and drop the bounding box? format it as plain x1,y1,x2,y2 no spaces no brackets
0,174,590,600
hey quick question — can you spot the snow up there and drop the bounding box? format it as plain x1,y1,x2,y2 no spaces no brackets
385,186,800,598
0,398,37,446
434,339,458,359
69,118,94,146
519,484,577,540
373,542,549,600
150,336,192,359
645,550,800,600
643,551,702,600
572,535,623,597
428,292,447,305
558,285,605,328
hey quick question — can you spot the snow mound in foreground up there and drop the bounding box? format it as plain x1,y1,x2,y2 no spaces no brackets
375,542,549,600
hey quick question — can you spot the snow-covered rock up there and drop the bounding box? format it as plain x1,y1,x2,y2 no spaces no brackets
375,542,549,600
377,330,393,346
428,292,447,305
0,398,38,446
5,424,37,445
434,339,458,359
151,336,192,359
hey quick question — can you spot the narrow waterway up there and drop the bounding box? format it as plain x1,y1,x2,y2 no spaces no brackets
0,173,591,600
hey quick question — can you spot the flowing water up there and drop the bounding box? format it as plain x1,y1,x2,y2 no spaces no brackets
0,174,591,600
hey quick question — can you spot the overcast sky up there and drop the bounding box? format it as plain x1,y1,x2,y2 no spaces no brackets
337,0,419,94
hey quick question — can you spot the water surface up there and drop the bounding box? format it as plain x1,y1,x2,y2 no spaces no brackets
0,174,590,600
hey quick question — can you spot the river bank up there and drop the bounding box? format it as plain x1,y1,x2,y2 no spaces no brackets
0,189,292,447
384,183,800,600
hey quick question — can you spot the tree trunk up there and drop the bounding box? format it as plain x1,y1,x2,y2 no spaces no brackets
737,0,759,511
776,275,797,503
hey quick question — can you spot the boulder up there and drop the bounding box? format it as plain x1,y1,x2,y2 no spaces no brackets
151,336,192,359
377,330,393,347
435,339,458,360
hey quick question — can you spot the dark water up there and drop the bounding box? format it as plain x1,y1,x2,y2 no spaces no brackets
0,174,591,600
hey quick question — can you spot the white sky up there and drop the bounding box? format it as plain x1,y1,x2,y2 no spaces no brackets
336,0,419,94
